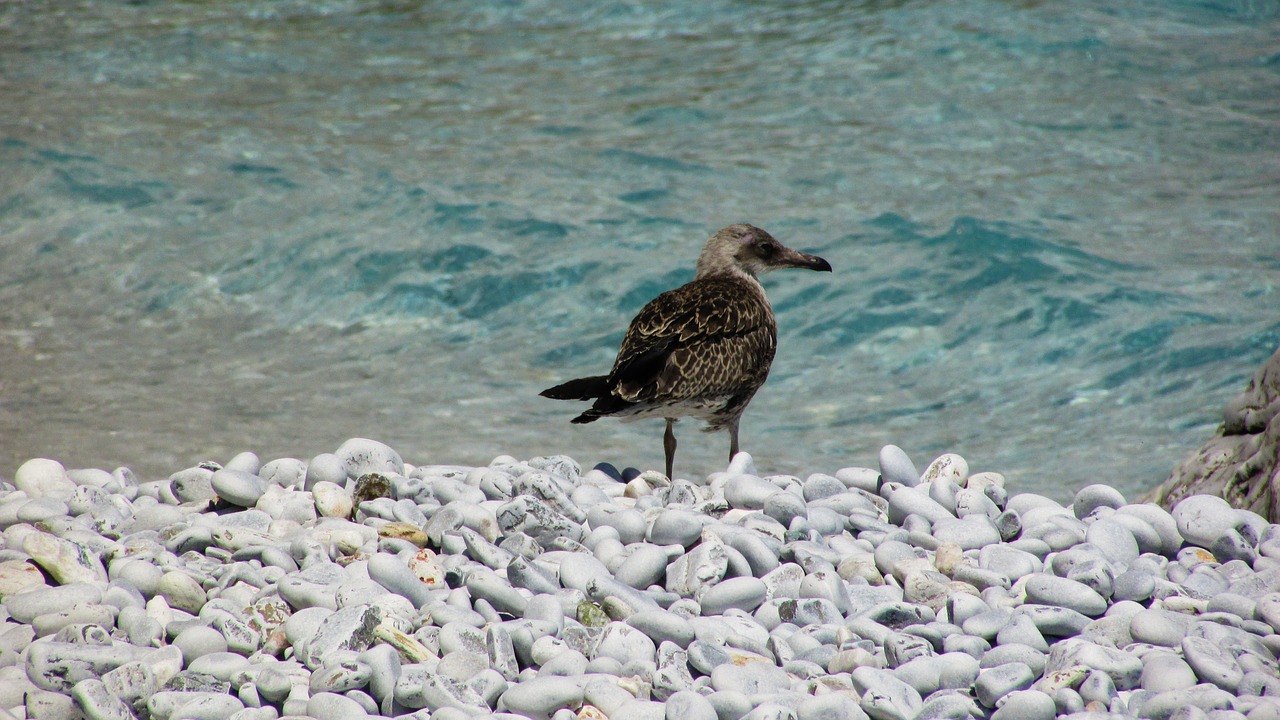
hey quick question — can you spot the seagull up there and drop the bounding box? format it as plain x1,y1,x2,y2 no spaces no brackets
540,224,831,479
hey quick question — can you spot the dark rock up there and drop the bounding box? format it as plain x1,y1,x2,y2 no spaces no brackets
1142,345,1280,522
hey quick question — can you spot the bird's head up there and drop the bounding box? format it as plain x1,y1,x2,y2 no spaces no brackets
696,224,833,279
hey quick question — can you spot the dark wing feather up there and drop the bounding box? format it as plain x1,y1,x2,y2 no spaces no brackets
608,276,777,406
540,375,609,401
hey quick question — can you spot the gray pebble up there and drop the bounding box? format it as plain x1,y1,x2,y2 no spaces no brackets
148,690,244,720
171,467,217,503
71,677,136,720
9,443,1280,720
884,484,954,525
6,583,103,624
336,437,404,478
1130,607,1193,646
627,609,696,648
1072,484,1127,519
1181,635,1244,692
878,445,919,486
1139,684,1236,720
307,691,369,719
763,491,807,527
1142,651,1199,692
1045,638,1143,690
615,544,672,589
851,665,923,720
1172,495,1239,551
991,689,1056,720
723,475,783,510
588,505,647,544
699,576,767,615
1024,574,1108,617
932,516,1001,549
975,662,1036,708
211,469,267,507
667,689,719,720
1084,517,1140,564
499,675,587,718
367,552,432,607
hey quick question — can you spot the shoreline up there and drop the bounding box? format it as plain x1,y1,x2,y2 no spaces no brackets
1,437,1278,720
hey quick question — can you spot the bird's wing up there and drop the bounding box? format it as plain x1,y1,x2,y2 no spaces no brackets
609,277,777,403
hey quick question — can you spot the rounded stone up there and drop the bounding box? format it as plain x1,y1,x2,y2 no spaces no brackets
1130,608,1192,647
878,445,919,486
17,497,71,524
711,661,791,695
313,481,354,519
1044,638,1143,691
255,668,293,703
1139,684,1235,720
308,691,370,719
188,652,252,681
884,484,954,525
625,610,695,649
1181,635,1244,692
978,544,1041,580
932,517,1002,550
260,457,308,488
595,623,657,665
666,689,719,720
173,625,229,665
801,474,847,503
1142,652,1198,692
723,475,782,510
169,467,217,504
211,469,267,507
1023,573,1107,617
1084,517,1140,565
1072,484,1126,519
499,676,587,718
15,458,77,501
588,506,647,545
698,576,767,615
921,453,969,487
851,665,923,720
975,662,1036,708
6,583,103,624
1172,495,1239,550
1116,504,1183,556
156,571,207,615
1113,567,1156,603
307,453,349,489
614,544,671,590
336,438,405,479
991,689,1056,720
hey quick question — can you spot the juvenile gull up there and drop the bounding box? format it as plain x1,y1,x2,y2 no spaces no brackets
541,224,831,479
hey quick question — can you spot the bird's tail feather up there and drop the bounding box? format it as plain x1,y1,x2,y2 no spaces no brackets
540,375,610,401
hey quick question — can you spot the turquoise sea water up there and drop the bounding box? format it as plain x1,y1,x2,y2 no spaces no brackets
1,1,1277,501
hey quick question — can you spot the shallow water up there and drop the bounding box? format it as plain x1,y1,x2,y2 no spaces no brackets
1,0,1277,501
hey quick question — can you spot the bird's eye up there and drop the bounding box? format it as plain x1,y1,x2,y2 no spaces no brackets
756,240,777,257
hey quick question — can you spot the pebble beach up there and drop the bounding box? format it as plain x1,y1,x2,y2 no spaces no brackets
1,438,1278,720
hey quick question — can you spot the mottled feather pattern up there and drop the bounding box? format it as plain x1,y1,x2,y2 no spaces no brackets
609,275,776,424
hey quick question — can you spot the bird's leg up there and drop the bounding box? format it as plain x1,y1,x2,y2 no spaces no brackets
664,418,677,479
728,419,740,463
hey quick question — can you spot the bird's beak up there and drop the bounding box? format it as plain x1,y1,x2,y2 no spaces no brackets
779,248,832,272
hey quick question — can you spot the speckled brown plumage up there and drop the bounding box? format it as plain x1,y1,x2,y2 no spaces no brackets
541,224,831,479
